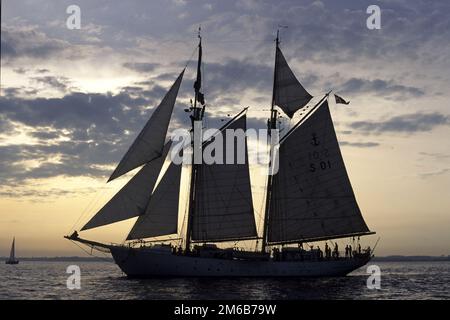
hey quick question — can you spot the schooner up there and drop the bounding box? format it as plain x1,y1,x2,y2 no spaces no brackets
66,30,375,277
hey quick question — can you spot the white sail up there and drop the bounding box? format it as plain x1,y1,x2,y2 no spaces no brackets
267,100,371,243
82,142,172,231
273,47,312,118
191,114,258,242
108,70,184,181
127,159,183,240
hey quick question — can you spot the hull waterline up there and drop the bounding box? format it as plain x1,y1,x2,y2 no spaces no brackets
110,246,371,278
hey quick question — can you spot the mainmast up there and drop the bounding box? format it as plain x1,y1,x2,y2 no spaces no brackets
185,27,205,252
261,30,280,253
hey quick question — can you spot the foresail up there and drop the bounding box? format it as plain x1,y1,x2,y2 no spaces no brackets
108,70,184,182
127,158,183,240
192,114,258,242
273,47,312,118
81,142,172,231
267,100,371,243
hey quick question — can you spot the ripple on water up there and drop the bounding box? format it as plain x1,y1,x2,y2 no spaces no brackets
0,261,449,300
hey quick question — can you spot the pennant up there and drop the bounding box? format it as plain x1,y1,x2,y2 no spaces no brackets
335,94,350,105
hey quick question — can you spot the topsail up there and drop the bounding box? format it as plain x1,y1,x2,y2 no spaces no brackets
273,47,312,118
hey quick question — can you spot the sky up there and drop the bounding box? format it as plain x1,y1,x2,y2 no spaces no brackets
0,0,449,257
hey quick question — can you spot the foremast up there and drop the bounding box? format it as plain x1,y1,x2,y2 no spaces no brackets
261,31,280,253
185,28,205,252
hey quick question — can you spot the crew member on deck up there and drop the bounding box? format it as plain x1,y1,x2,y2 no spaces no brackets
334,243,339,259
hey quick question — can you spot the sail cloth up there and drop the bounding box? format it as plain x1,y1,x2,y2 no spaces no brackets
10,238,15,260
273,47,312,118
267,100,371,243
191,114,258,242
127,157,183,240
81,142,172,231
108,70,184,182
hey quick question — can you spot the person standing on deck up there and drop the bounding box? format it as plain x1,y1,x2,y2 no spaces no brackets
334,243,339,259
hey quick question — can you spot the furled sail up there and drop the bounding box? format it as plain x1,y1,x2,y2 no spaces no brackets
273,47,312,118
81,142,172,231
127,158,183,240
191,114,258,242
108,70,184,182
267,100,371,243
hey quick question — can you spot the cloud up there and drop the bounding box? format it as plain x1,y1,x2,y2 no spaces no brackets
13,68,28,74
419,168,450,179
339,141,379,148
0,186,96,199
31,76,71,92
350,113,450,134
122,62,160,73
0,79,192,186
1,27,67,60
419,152,450,161
36,68,50,74
202,58,272,100
339,78,425,98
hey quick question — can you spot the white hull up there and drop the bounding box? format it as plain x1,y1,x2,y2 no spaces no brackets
110,246,371,278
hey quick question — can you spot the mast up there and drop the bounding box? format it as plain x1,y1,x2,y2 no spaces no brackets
185,27,204,252
261,30,280,253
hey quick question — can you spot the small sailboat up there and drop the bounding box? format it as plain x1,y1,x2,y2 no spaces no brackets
5,237,19,265
66,29,375,277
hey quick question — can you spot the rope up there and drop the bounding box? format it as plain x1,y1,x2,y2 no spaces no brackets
68,240,112,262
67,184,110,234
183,45,198,69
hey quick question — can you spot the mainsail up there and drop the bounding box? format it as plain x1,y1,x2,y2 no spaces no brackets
191,114,258,242
267,100,371,244
108,70,184,181
273,47,312,118
81,142,172,230
127,157,183,240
